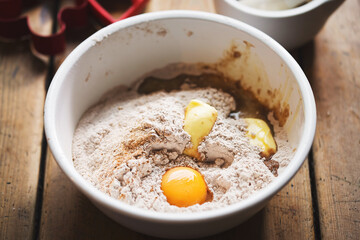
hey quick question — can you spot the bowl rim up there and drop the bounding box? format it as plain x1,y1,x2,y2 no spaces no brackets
44,10,316,223
222,0,332,18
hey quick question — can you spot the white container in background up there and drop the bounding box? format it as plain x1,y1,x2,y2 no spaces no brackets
215,0,345,49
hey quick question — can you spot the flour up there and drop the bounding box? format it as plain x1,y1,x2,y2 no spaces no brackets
72,79,293,212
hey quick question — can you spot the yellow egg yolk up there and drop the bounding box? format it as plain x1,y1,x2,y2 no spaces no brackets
161,167,208,207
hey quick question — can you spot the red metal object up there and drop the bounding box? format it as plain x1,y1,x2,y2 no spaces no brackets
0,0,149,55
88,0,148,25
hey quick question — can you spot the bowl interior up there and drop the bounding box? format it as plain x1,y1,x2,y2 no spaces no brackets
45,11,315,222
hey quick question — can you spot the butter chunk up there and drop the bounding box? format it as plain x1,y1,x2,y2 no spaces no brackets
183,100,218,160
245,118,277,158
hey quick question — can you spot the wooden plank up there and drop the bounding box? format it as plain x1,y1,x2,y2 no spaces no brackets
0,2,53,239
302,0,360,239
260,160,314,240
146,0,215,12
39,0,314,239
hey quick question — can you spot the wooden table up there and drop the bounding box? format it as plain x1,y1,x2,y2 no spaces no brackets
1,0,359,239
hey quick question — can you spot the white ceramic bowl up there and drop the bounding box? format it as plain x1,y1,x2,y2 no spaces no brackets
44,11,316,239
215,0,344,49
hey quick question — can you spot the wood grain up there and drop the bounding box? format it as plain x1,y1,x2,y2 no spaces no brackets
38,0,314,239
146,0,215,12
0,2,53,238
302,0,360,239
261,160,314,240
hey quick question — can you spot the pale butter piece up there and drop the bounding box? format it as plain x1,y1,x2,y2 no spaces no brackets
245,118,277,158
183,100,218,160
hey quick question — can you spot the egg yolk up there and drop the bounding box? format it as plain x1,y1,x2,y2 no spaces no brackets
161,167,208,207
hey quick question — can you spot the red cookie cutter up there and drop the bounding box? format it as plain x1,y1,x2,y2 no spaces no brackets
0,0,149,55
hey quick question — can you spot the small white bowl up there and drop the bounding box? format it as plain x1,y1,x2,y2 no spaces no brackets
44,11,316,239
215,0,344,49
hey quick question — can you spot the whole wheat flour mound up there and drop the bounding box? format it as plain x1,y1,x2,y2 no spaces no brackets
72,85,293,212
